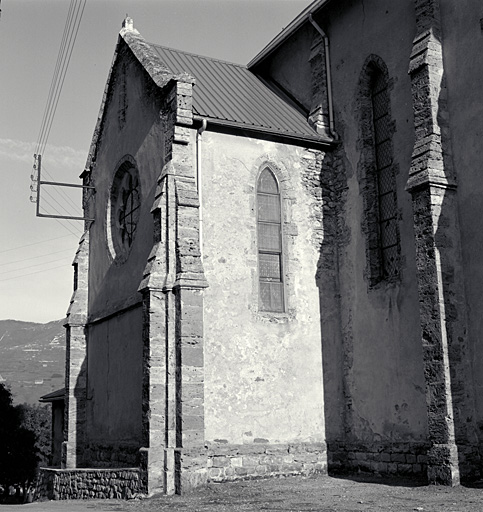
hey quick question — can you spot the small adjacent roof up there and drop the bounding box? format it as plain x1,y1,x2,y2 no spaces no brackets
149,43,326,143
39,387,65,402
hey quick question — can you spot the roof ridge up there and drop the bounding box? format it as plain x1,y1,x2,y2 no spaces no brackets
147,41,248,69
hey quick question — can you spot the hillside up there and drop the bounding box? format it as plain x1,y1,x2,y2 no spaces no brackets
0,319,65,404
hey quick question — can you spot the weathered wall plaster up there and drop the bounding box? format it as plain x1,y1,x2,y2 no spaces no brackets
319,0,428,449
87,42,164,321
440,0,483,443
85,306,143,464
82,42,166,466
200,131,326,447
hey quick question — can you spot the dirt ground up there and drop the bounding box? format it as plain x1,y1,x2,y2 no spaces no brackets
2,474,483,512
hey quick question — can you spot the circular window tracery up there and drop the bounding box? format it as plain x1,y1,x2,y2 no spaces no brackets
107,158,141,262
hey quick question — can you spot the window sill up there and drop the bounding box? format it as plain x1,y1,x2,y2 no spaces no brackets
255,310,293,323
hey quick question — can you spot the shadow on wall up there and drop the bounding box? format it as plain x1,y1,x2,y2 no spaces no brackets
314,51,483,482
67,356,87,468
432,68,480,480
315,149,347,469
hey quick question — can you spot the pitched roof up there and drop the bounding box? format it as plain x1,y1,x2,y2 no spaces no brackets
39,387,65,402
83,21,332,175
149,43,328,143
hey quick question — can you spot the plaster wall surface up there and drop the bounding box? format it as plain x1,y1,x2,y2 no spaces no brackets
439,0,483,438
200,130,326,446
86,306,143,448
82,44,166,464
87,43,164,320
320,0,428,444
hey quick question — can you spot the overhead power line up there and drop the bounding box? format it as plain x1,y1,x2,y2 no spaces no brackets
0,255,74,276
42,164,82,215
31,0,89,236
0,248,74,268
0,264,71,283
39,195,83,238
35,0,87,157
0,235,76,254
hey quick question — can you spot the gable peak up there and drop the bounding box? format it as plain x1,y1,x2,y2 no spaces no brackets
122,16,134,31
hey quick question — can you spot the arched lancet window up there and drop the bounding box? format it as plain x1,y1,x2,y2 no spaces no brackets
257,168,284,312
370,66,399,280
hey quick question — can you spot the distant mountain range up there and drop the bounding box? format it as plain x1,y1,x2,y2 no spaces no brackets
0,319,65,404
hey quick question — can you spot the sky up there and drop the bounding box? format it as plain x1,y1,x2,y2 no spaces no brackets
0,0,311,323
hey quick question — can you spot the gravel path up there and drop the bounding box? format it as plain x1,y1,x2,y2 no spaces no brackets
2,474,482,512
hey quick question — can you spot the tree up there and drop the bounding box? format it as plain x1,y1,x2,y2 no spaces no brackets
17,403,51,468
0,383,39,501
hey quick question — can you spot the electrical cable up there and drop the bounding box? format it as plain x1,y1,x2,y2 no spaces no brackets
0,264,71,283
36,0,84,155
32,0,88,238
0,255,74,276
42,184,79,218
0,235,76,254
42,164,82,214
41,2,87,155
39,196,82,238
0,248,74,267
35,0,76,156
37,0,87,156
40,189,83,234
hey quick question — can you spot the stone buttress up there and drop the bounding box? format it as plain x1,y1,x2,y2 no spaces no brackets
406,0,479,485
138,76,208,495
63,231,89,469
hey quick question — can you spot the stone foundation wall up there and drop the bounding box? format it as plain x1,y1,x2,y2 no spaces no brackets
328,442,429,477
206,442,327,482
35,443,326,500
35,468,144,500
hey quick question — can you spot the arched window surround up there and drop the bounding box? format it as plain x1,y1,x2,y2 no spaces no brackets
256,166,285,312
106,154,141,265
357,55,401,287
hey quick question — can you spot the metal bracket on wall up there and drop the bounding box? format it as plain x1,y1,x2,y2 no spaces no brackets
30,154,95,222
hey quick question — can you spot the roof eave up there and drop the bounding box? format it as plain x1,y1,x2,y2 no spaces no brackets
39,388,66,403
193,115,335,148
247,0,331,69
39,397,64,403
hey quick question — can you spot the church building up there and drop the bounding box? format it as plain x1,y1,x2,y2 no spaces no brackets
37,0,483,499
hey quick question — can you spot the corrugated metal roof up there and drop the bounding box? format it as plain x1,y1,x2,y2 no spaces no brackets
149,43,324,142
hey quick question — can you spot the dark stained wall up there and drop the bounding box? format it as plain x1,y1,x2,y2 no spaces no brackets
440,0,483,441
87,42,165,320
82,42,166,466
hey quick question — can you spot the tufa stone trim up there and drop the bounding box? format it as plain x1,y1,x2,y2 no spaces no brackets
406,0,478,485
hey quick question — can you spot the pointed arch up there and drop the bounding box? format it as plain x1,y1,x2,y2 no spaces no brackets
257,166,284,312
358,55,400,285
